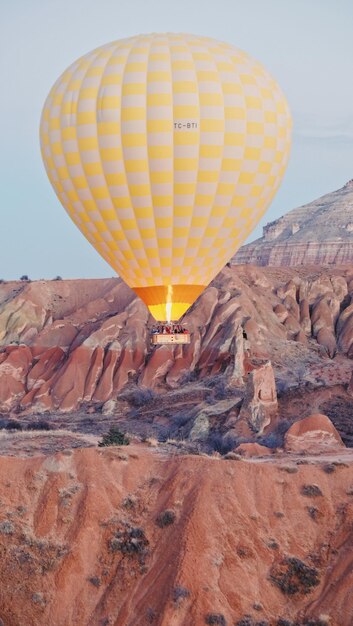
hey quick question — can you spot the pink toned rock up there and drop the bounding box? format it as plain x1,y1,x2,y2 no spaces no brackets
83,347,105,401
166,288,219,387
316,328,337,358
311,299,333,336
0,346,32,411
140,345,175,389
338,311,353,356
31,321,78,354
300,299,311,335
295,329,308,345
273,303,288,323
93,344,122,402
284,295,299,320
2,266,353,414
234,442,273,457
51,346,94,412
284,313,301,335
238,361,278,435
284,414,343,453
233,180,353,268
27,347,66,391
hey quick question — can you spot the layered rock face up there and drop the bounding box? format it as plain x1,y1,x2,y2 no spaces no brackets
234,179,353,266
2,265,353,415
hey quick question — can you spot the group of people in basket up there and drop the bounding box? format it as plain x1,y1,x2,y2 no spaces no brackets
151,324,189,335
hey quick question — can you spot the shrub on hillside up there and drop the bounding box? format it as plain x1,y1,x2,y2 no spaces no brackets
5,421,23,431
172,586,190,605
208,432,238,455
98,427,129,447
258,420,291,449
301,485,323,498
109,525,149,559
156,509,176,528
270,557,320,595
205,614,227,626
235,617,269,626
129,387,156,408
27,420,52,431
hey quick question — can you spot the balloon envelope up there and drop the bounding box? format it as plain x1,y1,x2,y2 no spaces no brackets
40,33,291,321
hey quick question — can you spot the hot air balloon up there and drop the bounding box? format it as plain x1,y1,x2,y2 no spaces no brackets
40,33,291,336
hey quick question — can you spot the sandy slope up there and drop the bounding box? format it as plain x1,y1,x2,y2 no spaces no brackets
0,443,353,626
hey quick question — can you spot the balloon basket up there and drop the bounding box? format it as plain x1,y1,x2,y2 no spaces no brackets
150,324,190,345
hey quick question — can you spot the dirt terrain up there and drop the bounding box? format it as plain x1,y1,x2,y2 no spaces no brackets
0,440,352,626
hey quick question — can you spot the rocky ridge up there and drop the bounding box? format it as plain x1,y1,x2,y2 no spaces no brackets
233,179,353,266
2,266,353,446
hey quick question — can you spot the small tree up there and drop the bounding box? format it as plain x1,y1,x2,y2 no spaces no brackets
20,275,29,281
98,427,129,447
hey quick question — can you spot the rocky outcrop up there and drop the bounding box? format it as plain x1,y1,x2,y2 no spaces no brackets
284,414,343,453
234,442,272,457
2,265,353,414
238,361,278,435
233,179,353,267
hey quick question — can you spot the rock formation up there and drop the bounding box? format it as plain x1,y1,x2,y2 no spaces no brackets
284,413,343,454
238,361,278,435
2,265,353,421
233,179,353,266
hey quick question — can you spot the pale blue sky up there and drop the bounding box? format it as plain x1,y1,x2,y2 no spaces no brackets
1,0,353,279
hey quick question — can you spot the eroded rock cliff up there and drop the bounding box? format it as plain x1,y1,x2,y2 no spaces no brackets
1,266,353,421
234,179,353,266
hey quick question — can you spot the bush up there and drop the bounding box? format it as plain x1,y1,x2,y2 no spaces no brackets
53,276,62,280
258,420,291,449
98,427,129,447
306,506,319,521
235,618,269,626
5,421,23,431
27,420,52,431
213,380,228,400
0,520,14,535
301,485,323,498
20,275,30,281
171,412,191,428
208,432,238,455
129,387,156,408
275,379,290,396
157,427,173,443
156,509,176,528
270,557,320,595
322,463,335,474
146,608,156,624
172,586,190,604
109,526,149,558
205,614,227,626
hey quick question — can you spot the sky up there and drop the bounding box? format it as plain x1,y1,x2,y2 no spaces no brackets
1,0,353,280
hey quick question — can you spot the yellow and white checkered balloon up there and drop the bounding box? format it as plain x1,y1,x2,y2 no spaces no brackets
40,33,291,321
